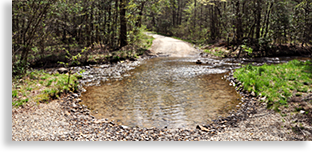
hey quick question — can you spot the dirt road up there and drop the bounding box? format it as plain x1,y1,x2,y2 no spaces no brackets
145,32,200,57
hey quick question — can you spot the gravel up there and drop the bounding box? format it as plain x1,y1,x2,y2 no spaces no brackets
12,57,312,141
13,94,307,141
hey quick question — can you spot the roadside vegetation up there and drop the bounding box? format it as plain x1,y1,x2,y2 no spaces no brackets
12,70,80,107
12,0,154,77
12,26,153,107
234,60,312,112
145,0,312,58
11,0,311,110
203,48,229,57
75,28,155,64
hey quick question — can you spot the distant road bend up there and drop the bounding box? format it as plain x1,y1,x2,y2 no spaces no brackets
145,32,200,57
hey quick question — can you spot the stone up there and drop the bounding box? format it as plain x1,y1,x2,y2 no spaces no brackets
120,125,129,129
196,60,202,64
113,76,122,79
72,93,79,98
94,119,107,124
77,98,82,103
196,125,210,132
130,58,137,61
57,67,68,74
72,103,78,108
251,91,256,97
260,96,266,101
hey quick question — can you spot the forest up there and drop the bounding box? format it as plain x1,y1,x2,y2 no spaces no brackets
12,0,312,77
11,0,312,141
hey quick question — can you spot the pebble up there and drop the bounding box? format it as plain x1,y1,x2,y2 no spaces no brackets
14,90,306,141
12,55,312,141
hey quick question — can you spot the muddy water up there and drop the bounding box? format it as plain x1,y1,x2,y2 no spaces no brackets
81,57,242,129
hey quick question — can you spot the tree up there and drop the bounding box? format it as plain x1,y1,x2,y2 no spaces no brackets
120,0,127,47
13,0,150,76
143,0,311,55
12,0,312,76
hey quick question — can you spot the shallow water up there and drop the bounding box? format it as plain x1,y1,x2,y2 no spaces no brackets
81,57,242,129
80,56,310,129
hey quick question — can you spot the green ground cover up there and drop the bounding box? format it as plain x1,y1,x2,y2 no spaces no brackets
12,70,80,107
234,59,312,111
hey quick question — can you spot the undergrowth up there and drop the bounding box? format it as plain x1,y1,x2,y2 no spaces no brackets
234,59,312,111
12,69,80,107
204,48,227,57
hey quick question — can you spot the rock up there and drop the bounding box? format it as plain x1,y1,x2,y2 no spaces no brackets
231,81,235,87
77,98,82,103
72,93,79,98
120,125,129,129
72,103,78,108
57,67,69,74
196,60,202,64
113,76,122,79
251,91,256,97
260,96,266,101
158,54,169,57
196,125,210,132
209,129,217,134
130,58,137,61
99,64,110,68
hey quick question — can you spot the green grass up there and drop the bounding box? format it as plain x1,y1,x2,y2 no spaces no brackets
12,69,80,107
12,90,18,98
234,59,312,111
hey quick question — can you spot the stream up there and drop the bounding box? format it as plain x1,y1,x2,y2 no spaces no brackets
80,56,309,129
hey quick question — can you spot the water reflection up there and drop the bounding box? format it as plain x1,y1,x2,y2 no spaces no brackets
81,57,241,129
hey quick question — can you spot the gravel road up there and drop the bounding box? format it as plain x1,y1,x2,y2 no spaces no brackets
12,33,311,141
145,32,200,57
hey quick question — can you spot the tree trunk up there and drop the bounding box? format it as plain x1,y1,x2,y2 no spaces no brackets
172,0,176,27
255,0,262,40
263,2,273,38
136,1,145,28
210,5,216,40
194,0,197,29
119,0,127,47
235,1,242,44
